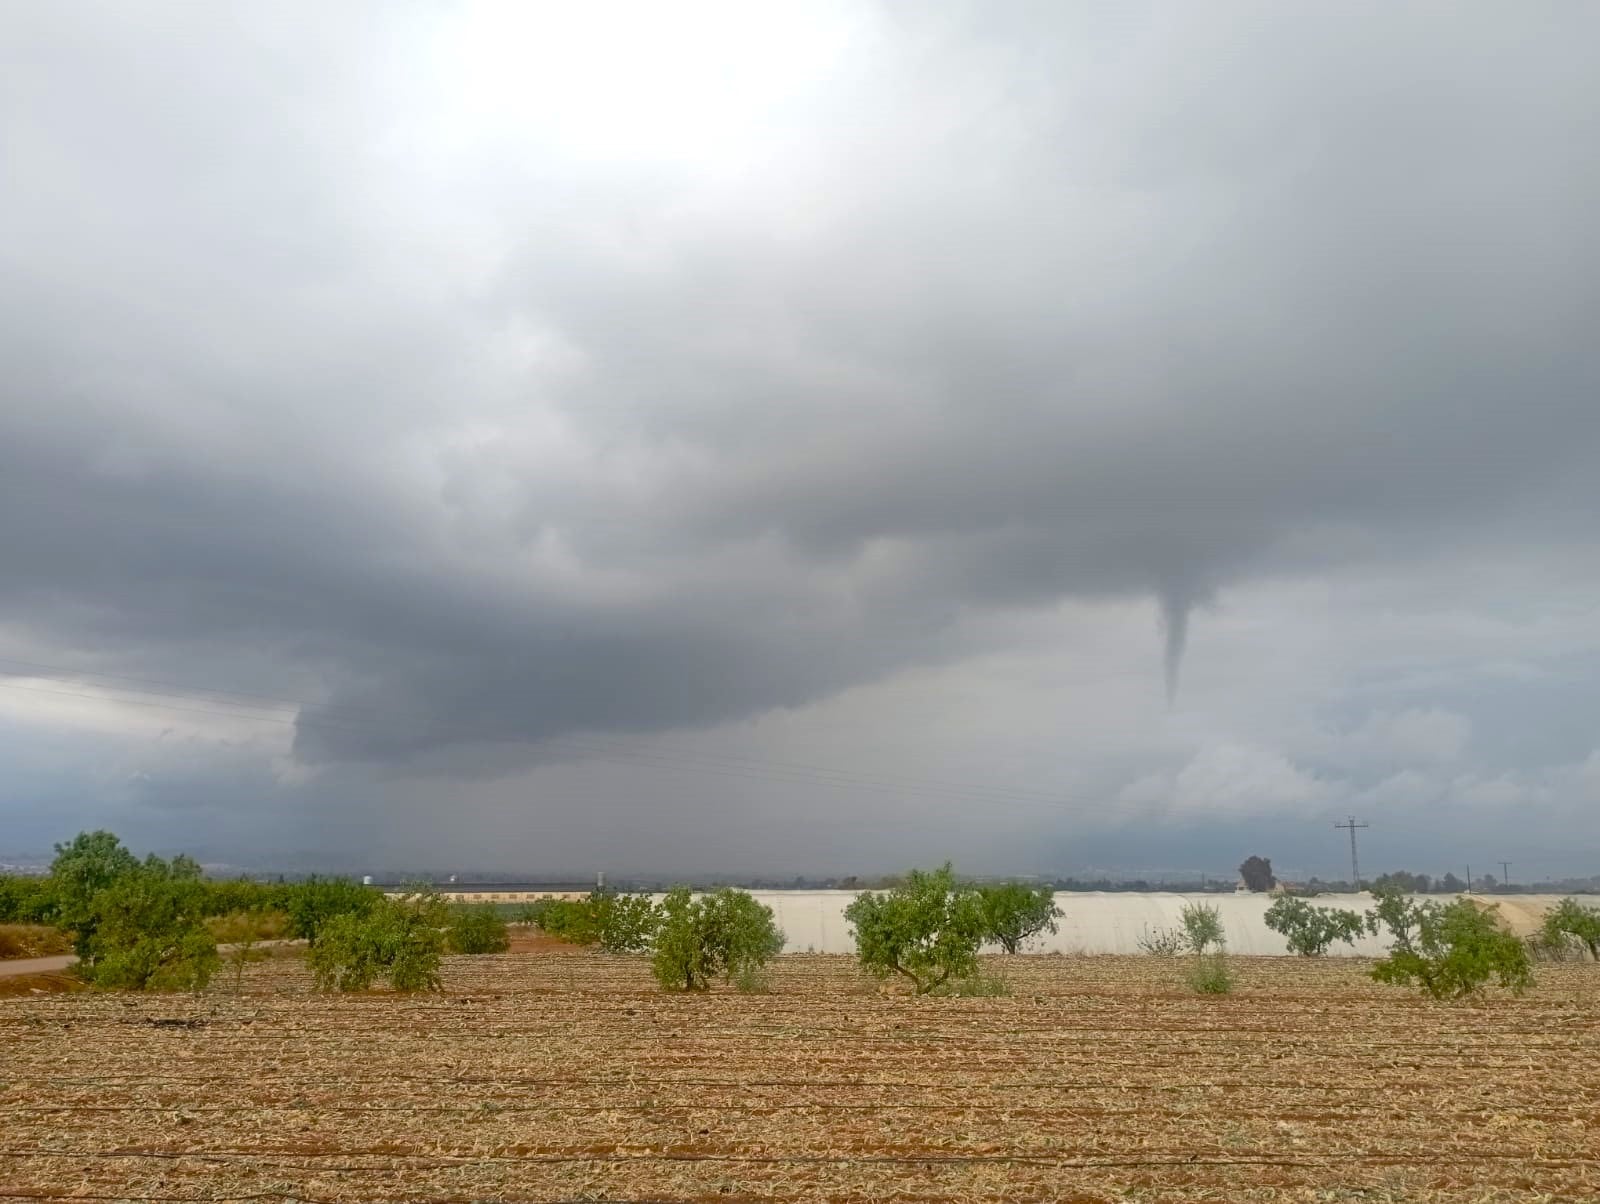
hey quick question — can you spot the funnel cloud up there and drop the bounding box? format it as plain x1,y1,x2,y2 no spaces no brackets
1159,593,1192,707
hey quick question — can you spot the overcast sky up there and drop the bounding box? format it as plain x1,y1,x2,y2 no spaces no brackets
3,1,1598,880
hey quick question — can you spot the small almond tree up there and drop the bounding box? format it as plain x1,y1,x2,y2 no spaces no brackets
447,903,510,954
591,889,661,953
78,856,219,993
1539,898,1600,960
845,864,988,995
1264,895,1366,956
309,887,448,992
527,889,659,952
1366,887,1531,1000
282,876,380,946
976,883,1062,953
651,887,783,992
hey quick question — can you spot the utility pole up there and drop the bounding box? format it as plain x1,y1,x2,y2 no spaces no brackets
1499,861,1512,890
1334,817,1369,890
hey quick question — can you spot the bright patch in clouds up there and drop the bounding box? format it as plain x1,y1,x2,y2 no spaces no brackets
436,1,863,169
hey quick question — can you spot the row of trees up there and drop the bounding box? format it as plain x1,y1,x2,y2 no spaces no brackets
1259,887,1600,999
1239,858,1543,896
1,834,379,944
521,869,1061,994
520,887,783,990
12,834,1596,1002
842,865,1061,994
0,831,525,992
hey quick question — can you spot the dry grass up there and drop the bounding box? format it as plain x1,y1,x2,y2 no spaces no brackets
0,923,71,959
205,908,292,944
2,952,1597,1201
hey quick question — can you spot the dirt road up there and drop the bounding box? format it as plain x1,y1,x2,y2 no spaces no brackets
0,954,74,977
1,939,302,979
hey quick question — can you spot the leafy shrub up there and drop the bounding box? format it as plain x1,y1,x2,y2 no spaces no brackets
188,876,287,918
1366,887,1532,1000
1539,898,1600,960
77,859,219,992
308,889,447,992
283,876,380,946
651,887,783,992
527,899,568,933
0,875,56,924
1177,903,1232,995
308,912,386,990
593,891,660,953
1137,925,1186,957
1189,954,1234,994
526,890,659,952
526,897,600,943
932,971,1011,997
515,901,545,926
1264,895,1367,956
731,964,772,994
448,904,511,954
976,882,1061,953
844,863,987,995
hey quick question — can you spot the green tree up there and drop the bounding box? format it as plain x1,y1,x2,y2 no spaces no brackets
1264,895,1367,956
651,887,783,992
0,875,55,924
50,830,139,955
447,903,510,954
307,911,386,990
1238,855,1276,892
531,897,590,941
283,876,379,945
526,890,660,951
1538,898,1600,960
77,857,219,992
308,888,447,992
976,882,1061,954
1366,887,1531,1000
844,863,987,995
592,890,660,953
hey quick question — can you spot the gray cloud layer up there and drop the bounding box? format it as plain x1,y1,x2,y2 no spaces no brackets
2,2,1598,872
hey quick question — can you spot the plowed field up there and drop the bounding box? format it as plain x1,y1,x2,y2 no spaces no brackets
2,953,1597,1201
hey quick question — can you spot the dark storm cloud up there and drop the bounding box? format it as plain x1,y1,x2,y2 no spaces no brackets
2,0,1598,780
